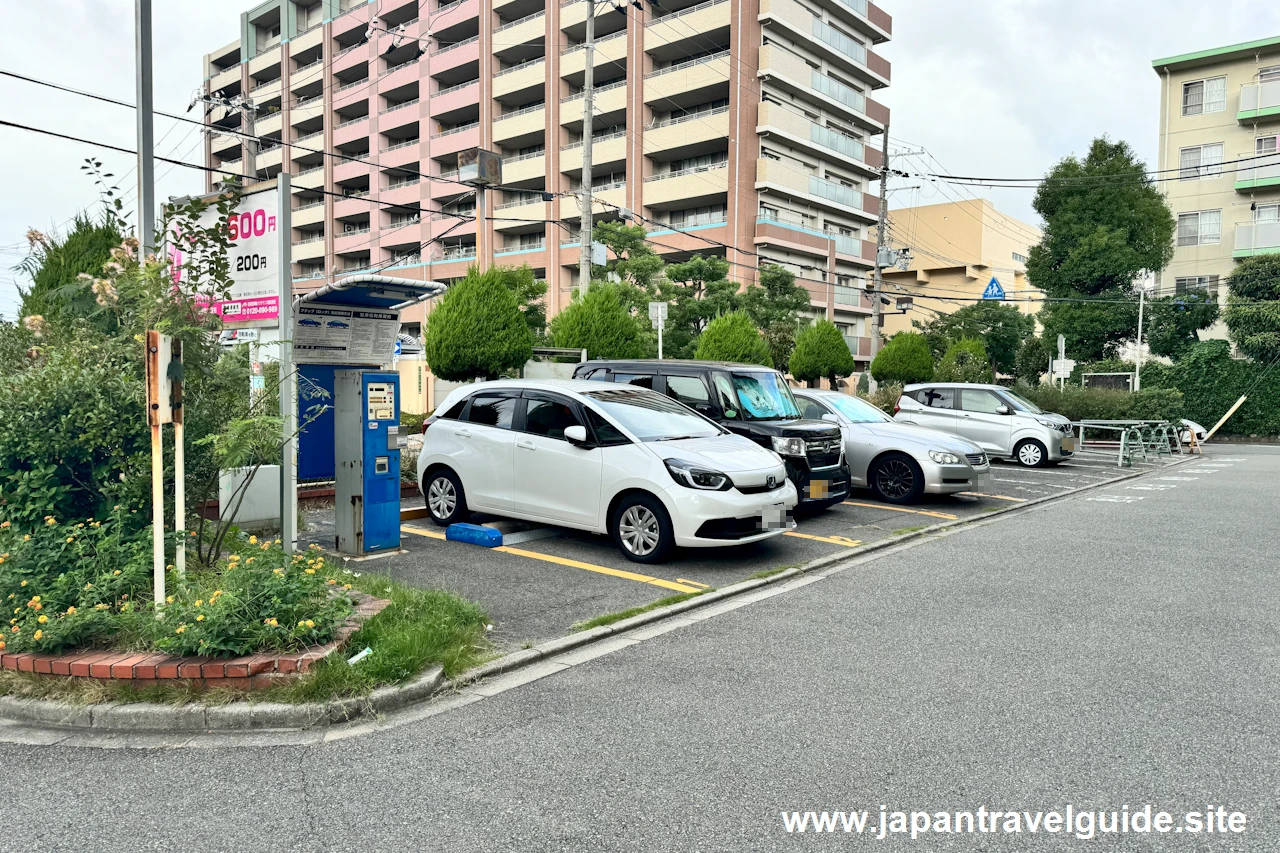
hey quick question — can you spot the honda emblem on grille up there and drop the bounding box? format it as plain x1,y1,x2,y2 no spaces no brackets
767,475,778,489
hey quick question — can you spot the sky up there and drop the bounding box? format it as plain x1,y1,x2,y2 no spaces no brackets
2,0,1280,318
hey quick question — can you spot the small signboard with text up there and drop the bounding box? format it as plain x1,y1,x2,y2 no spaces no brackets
293,302,400,366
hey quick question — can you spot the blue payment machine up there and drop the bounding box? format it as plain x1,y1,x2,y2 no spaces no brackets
334,370,403,555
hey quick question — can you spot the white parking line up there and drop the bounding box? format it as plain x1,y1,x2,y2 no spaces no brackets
1088,495,1144,503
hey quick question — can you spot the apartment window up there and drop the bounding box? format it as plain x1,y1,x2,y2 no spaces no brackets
1256,204,1280,224
1176,210,1221,246
1182,76,1226,116
1257,136,1278,155
1174,275,1219,296
670,203,727,227
1260,65,1280,82
834,285,860,307
670,152,728,173
1012,252,1028,263
760,204,780,220
1179,143,1224,180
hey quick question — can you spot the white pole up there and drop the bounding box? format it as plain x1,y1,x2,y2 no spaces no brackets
658,321,663,360
578,0,597,298
1134,286,1145,392
278,174,298,554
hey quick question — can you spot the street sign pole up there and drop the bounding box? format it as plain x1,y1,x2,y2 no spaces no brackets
648,302,667,360
278,173,297,555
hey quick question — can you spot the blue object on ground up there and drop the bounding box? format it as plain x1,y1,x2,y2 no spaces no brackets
445,523,503,548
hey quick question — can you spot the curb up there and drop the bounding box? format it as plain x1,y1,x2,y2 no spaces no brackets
0,456,1191,737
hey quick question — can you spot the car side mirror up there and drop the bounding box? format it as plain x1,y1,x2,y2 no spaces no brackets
820,413,839,423
564,425,590,446
995,405,1011,416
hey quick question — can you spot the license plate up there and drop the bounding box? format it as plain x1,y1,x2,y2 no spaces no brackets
1061,436,1076,451
760,502,788,530
808,479,830,499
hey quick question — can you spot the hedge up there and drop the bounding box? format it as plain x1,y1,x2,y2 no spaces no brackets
1142,340,1280,436
1016,384,1185,423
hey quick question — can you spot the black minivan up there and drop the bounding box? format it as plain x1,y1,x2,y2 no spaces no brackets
573,360,850,511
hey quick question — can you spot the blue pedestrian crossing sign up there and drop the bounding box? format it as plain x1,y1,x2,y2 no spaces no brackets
982,276,1006,300
393,339,402,356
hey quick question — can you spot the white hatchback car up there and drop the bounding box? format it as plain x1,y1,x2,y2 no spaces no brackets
417,380,797,563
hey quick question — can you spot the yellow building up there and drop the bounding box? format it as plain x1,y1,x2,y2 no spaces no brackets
879,199,1042,338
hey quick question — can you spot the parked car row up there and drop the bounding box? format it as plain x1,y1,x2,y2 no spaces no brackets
415,361,1077,564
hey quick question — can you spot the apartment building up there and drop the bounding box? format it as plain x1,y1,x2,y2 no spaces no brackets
201,0,891,364
1152,36,1280,317
879,199,1041,338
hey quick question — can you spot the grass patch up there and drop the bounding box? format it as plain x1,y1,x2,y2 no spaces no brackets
571,589,713,632
892,526,928,536
747,564,800,581
0,668,249,706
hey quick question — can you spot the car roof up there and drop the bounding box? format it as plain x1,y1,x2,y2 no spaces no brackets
445,378,633,395
576,359,778,371
902,382,1006,391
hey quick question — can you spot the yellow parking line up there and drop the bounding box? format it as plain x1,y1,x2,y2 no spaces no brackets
958,492,1027,503
496,545,702,593
842,501,958,521
785,531,863,547
402,525,701,593
677,578,711,589
400,507,432,521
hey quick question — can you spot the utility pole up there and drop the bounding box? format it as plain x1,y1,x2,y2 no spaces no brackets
135,0,155,250
868,122,890,391
578,0,597,297
1134,285,1146,392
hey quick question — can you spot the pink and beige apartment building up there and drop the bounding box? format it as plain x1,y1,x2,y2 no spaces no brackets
202,0,891,361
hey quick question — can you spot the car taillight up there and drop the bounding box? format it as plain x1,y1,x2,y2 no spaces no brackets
421,416,436,435
893,402,900,415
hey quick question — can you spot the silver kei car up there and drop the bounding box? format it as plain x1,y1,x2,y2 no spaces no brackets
792,389,993,505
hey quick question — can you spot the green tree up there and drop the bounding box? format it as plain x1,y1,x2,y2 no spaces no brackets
659,254,739,358
492,264,548,343
16,213,124,326
789,320,855,387
870,331,933,385
424,266,533,380
1223,254,1280,364
762,321,798,374
740,263,812,372
1144,290,1219,359
693,311,772,367
912,301,1034,374
934,338,994,383
1014,335,1051,385
549,284,645,359
593,220,666,293
1026,137,1175,361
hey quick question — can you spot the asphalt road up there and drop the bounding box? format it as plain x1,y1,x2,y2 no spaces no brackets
304,448,1181,648
1,447,1274,851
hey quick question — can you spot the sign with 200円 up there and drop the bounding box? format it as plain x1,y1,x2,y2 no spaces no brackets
174,187,282,324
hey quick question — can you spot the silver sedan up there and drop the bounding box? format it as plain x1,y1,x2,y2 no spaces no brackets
793,389,994,504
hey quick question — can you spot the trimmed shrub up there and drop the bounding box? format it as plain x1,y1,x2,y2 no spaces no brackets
1017,383,1185,423
1143,340,1280,436
870,332,933,384
934,338,993,383
424,266,534,380
550,284,646,359
789,319,855,386
693,311,772,367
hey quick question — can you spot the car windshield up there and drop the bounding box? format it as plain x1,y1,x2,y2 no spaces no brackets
732,371,801,421
826,394,891,424
583,388,722,441
1001,390,1044,414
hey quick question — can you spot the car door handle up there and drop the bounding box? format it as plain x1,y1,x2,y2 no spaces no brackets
960,414,972,419
516,439,536,450
454,428,471,438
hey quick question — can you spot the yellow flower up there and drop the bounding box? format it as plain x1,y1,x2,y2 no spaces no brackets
248,535,258,545
76,523,84,529
85,583,94,591
196,615,205,622
274,539,281,545
273,568,284,575
264,617,278,626
19,580,26,586
304,620,314,628
8,619,14,624
166,564,174,571
0,520,8,528
304,568,315,575
31,603,41,611
246,557,255,564
342,584,352,590
45,517,55,525
175,625,186,634
327,579,337,585
0,640,5,650
113,570,121,576
65,606,76,615
194,600,203,607
94,604,109,611
37,615,47,624
298,620,306,627
22,535,30,542
166,596,174,604
260,543,269,551
32,630,41,641
31,596,40,603
213,590,222,597
66,536,74,543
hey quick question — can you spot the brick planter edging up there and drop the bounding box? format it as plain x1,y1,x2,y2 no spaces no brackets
0,594,390,690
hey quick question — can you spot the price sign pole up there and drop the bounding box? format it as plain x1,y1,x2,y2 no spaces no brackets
278,172,297,555
648,302,668,360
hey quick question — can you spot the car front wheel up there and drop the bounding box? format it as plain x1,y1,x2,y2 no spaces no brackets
1015,439,1048,468
609,493,675,564
424,467,470,527
870,452,925,504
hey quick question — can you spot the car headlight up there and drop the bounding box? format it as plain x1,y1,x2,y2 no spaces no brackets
664,458,732,491
1035,418,1060,428
929,450,961,465
771,436,806,457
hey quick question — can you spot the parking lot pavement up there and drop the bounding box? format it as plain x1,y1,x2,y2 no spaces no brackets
300,449,1185,649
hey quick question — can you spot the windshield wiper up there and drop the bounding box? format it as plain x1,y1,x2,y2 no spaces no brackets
654,434,701,441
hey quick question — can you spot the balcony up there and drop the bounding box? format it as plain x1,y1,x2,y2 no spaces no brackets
429,0,478,31
644,51,731,105
1239,81,1280,123
558,183,625,220
560,79,627,128
646,0,730,54
502,151,546,183
290,24,323,55
440,244,477,262
333,117,370,147
431,121,481,156
248,46,281,78
822,0,892,44
1235,220,1280,258
757,44,887,131
292,202,326,227
334,154,372,183
758,0,890,88
493,198,550,232
492,103,546,146
291,97,325,125
755,101,878,177
257,146,284,171
561,32,626,80
497,238,546,258
493,58,546,101
1234,151,1280,191
249,77,282,104
255,112,283,137
290,236,326,262
755,214,873,264
755,158,876,221
379,97,420,116
494,11,545,54
208,65,241,93
643,163,728,209
645,106,730,157
560,131,627,174
430,79,479,118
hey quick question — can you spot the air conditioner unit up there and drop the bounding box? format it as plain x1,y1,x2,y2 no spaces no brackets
344,223,358,233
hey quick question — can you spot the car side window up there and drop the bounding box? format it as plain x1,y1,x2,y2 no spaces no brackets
796,397,829,420
523,397,582,441
465,394,517,429
961,390,1004,414
613,372,655,389
918,388,955,409
584,408,630,446
438,398,467,420
711,372,740,418
665,375,712,409
580,368,610,381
